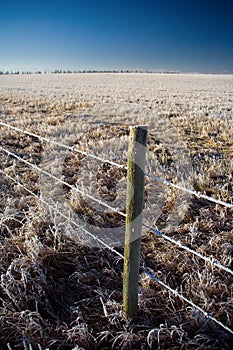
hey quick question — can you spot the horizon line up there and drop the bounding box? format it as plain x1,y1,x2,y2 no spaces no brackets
1,69,233,75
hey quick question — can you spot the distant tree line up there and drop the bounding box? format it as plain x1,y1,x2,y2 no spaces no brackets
1,68,233,76
0,69,184,75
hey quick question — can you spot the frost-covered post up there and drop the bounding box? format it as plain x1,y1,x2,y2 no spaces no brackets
123,125,148,319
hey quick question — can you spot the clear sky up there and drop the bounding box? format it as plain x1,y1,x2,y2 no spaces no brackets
0,0,233,73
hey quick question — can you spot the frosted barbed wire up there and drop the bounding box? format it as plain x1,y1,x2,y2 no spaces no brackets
0,145,126,218
1,172,232,336
145,173,233,209
0,168,124,260
143,268,233,336
143,224,233,276
2,122,232,209
0,122,127,170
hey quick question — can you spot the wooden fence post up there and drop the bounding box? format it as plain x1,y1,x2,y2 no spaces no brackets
123,125,148,319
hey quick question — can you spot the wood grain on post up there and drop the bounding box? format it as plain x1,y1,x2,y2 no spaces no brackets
123,125,148,319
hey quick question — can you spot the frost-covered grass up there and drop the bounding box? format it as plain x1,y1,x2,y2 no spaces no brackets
0,73,232,349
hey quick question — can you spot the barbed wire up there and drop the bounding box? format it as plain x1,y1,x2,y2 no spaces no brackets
145,173,233,209
1,122,232,209
0,122,127,170
1,166,232,337
0,168,124,260
0,145,126,218
143,268,233,336
143,224,233,276
2,121,233,336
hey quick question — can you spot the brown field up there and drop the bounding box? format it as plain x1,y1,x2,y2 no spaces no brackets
0,73,233,349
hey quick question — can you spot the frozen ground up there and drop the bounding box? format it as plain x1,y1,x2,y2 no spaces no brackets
0,73,232,116
0,73,232,349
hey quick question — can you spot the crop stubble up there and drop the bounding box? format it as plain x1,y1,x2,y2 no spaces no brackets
0,73,232,349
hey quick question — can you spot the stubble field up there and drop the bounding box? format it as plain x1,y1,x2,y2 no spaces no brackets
0,73,233,349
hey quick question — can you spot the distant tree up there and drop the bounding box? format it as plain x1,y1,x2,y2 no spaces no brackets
53,69,62,74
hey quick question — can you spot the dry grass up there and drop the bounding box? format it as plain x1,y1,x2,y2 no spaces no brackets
0,73,233,349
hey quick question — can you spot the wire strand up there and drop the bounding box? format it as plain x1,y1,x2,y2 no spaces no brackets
1,169,232,336
143,268,233,336
0,168,124,259
143,224,233,276
145,173,233,209
0,145,126,218
0,122,127,170
1,121,233,337
1,122,231,208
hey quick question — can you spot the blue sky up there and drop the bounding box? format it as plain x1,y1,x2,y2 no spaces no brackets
0,0,233,73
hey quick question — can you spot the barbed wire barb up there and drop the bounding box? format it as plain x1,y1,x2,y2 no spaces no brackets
143,224,233,276
145,173,233,209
